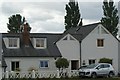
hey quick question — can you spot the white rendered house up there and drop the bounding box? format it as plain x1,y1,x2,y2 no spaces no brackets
2,23,120,74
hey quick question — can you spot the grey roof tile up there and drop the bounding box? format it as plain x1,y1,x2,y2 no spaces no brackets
2,33,62,57
60,23,100,41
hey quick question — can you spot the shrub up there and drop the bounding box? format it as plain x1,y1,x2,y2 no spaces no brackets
99,58,112,64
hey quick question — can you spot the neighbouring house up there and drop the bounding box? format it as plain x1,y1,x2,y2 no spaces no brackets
0,33,2,80
2,24,62,73
56,23,120,73
2,23,120,74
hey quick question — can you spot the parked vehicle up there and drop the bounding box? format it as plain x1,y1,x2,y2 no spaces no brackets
118,71,120,77
78,65,87,70
79,63,115,78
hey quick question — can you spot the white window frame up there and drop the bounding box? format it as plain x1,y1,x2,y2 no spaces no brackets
62,34,76,41
8,38,19,48
35,38,46,49
39,60,49,68
88,59,96,65
97,39,104,48
11,61,20,71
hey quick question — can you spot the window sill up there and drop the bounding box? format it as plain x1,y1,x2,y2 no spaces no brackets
35,47,46,49
39,67,49,69
8,47,19,49
97,47,104,48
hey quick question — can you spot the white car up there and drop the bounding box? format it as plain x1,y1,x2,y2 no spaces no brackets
79,63,115,78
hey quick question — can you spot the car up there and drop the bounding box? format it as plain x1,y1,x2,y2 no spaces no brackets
78,65,87,70
118,71,120,77
79,63,115,78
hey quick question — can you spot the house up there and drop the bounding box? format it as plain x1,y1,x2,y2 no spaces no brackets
2,23,120,74
56,23,120,73
2,24,62,73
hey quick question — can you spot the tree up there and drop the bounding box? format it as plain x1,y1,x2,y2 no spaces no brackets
7,14,31,33
55,58,69,77
55,58,69,70
99,58,112,64
101,0,119,36
64,0,82,30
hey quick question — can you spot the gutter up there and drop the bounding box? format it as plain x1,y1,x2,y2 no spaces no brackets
79,41,82,67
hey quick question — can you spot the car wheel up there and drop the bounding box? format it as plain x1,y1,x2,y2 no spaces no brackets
108,72,114,78
91,72,97,78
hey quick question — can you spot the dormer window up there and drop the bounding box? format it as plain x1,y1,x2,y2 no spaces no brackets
8,38,19,48
35,38,46,49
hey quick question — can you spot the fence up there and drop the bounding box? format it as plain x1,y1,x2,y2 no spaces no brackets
2,70,79,79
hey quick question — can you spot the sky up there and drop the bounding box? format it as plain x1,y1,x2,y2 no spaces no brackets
0,0,120,33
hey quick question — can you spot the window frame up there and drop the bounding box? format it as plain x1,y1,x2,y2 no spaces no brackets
11,61,19,71
97,39,104,47
8,38,18,48
62,35,75,41
39,60,49,68
35,38,46,49
88,59,96,65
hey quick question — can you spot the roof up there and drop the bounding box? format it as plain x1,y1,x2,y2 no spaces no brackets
2,33,62,57
2,57,7,67
58,23,100,41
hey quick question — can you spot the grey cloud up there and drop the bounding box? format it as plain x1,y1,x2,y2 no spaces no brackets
25,2,66,14
28,16,54,23
1,2,23,15
79,2,103,21
0,1,105,33
30,21,64,33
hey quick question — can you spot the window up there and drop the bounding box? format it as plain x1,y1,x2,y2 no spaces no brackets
11,61,19,71
63,36,68,40
63,35,75,40
97,39,104,47
36,38,46,48
99,64,104,68
9,38,18,47
69,36,74,40
40,61,48,68
89,59,95,65
104,64,110,68
71,60,79,70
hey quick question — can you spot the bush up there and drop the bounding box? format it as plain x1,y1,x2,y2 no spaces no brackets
99,58,112,64
55,58,69,70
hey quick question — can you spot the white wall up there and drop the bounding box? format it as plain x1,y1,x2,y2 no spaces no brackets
5,57,57,73
81,26,119,72
0,61,2,80
118,41,120,72
56,34,80,69
0,34,2,80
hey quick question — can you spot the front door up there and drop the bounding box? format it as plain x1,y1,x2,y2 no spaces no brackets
71,60,79,70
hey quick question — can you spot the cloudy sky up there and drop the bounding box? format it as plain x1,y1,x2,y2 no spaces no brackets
0,0,120,33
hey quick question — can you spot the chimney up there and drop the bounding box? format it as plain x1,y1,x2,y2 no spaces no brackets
22,23,30,47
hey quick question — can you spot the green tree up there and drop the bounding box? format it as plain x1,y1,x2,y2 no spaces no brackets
99,58,112,64
7,14,31,33
64,0,82,30
55,58,69,71
101,0,119,36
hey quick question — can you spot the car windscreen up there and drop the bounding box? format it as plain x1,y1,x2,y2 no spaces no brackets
86,64,98,69
79,66,87,69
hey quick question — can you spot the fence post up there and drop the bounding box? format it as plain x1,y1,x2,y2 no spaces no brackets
5,71,9,78
56,70,60,78
68,70,71,78
32,70,35,78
